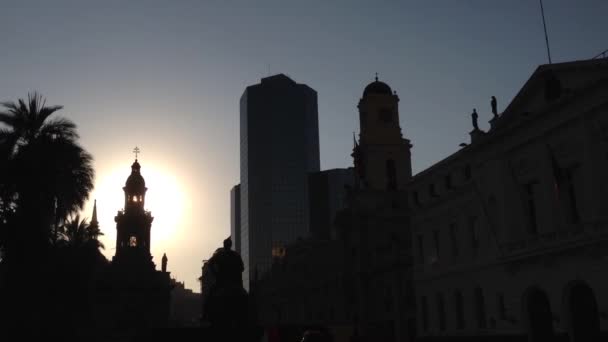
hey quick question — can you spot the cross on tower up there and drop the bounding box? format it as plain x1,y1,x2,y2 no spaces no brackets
133,146,140,160
375,72,379,82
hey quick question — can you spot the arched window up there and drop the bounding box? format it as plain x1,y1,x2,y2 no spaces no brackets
437,292,446,331
454,290,465,329
524,287,553,342
386,159,397,190
421,296,429,332
565,281,599,342
474,287,486,329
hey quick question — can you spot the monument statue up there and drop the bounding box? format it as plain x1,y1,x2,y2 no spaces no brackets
203,237,249,336
210,238,244,289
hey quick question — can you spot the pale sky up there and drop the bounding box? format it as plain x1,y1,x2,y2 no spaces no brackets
1,0,605,291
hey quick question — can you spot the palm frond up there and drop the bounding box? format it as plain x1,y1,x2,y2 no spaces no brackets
39,117,78,141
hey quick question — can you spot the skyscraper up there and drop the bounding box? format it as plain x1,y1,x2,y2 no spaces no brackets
308,168,354,240
240,74,320,290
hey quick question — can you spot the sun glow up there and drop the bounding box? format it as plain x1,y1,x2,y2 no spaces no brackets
91,161,185,257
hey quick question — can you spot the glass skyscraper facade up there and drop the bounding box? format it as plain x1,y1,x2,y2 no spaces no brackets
239,74,319,290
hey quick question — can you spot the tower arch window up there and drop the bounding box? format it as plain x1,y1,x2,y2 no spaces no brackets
379,108,393,123
129,236,137,247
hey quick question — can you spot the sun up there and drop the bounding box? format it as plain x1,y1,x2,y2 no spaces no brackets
91,161,185,257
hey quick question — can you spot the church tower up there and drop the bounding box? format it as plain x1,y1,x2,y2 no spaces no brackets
113,158,154,268
353,76,412,190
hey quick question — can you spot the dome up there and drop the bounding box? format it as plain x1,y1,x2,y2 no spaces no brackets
363,79,392,97
125,159,146,192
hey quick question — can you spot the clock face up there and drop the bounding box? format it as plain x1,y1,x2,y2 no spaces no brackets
379,109,393,123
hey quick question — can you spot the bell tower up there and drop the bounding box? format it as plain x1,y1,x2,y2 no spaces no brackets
113,153,154,267
353,75,412,190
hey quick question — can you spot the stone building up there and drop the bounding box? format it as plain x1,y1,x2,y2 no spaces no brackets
410,58,608,341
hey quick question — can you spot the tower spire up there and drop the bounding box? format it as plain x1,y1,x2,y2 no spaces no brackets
91,199,98,225
89,199,99,230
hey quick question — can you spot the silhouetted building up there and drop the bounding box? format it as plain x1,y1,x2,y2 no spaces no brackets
308,168,354,240
230,184,241,254
256,238,350,341
411,58,608,341
169,280,201,327
255,78,416,342
98,158,172,330
240,74,320,290
334,77,415,342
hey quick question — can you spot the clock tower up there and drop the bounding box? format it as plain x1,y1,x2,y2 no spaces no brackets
353,75,412,190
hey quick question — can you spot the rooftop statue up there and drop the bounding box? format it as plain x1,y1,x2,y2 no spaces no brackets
472,108,480,131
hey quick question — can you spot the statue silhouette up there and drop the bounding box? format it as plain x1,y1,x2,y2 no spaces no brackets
472,109,479,131
491,96,498,118
203,237,249,338
211,238,244,288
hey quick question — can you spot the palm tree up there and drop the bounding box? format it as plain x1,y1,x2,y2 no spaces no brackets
0,92,94,257
59,214,104,250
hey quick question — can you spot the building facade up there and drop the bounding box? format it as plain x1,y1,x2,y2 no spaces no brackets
240,74,320,290
410,58,608,341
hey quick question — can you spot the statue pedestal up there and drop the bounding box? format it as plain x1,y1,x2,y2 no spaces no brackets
489,116,501,130
469,128,485,144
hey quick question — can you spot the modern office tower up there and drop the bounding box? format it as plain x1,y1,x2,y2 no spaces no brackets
240,74,320,290
308,168,354,240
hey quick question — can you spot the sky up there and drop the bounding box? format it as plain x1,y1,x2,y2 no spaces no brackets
1,0,606,291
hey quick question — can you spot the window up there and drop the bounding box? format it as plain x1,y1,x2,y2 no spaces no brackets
469,216,479,255
557,167,580,224
464,164,472,180
433,231,440,260
449,223,458,257
413,191,421,206
429,183,438,197
386,159,397,190
524,182,538,234
454,290,465,329
497,293,506,320
129,236,137,247
445,174,453,189
474,287,487,329
421,296,429,332
417,235,424,263
437,293,446,331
